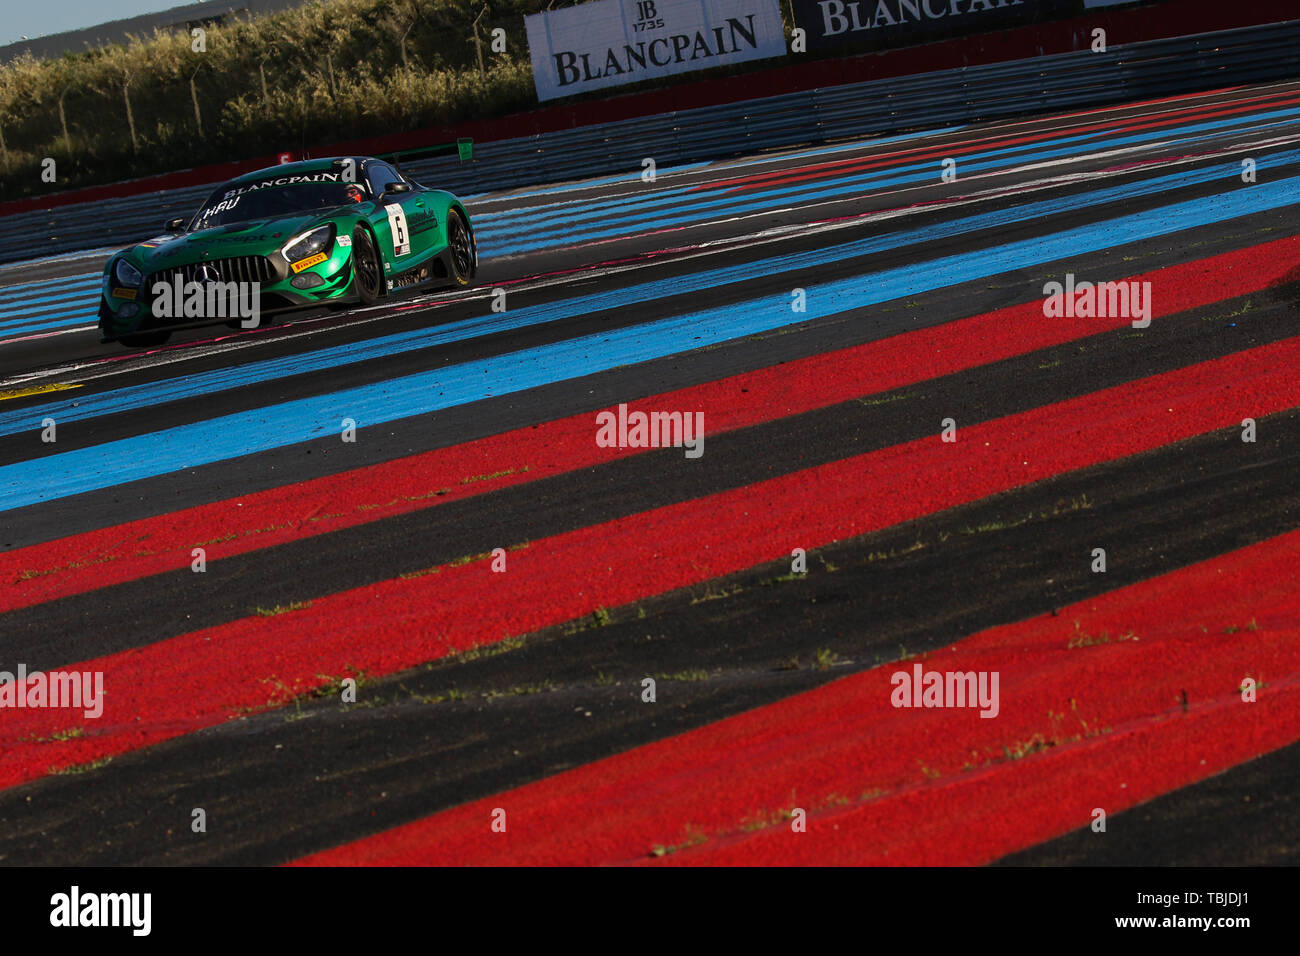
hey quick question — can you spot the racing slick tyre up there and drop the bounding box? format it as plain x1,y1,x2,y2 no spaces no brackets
447,209,474,287
352,225,384,305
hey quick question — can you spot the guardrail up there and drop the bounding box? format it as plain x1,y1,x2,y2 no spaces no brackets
2,17,1299,267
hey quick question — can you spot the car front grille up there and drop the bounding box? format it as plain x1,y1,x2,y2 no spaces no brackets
146,255,275,290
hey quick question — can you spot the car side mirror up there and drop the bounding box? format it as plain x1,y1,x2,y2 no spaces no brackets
383,182,411,196
165,218,186,232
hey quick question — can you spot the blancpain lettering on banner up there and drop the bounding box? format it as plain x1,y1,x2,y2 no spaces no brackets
50,886,151,936
0,664,104,719
791,0,1082,54
526,0,786,101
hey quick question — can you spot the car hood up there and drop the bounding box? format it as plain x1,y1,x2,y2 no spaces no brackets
126,210,348,269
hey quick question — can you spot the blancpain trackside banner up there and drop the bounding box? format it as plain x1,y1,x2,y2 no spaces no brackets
790,0,1082,54
525,0,787,101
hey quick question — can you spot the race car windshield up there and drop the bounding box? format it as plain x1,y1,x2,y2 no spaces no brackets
190,180,365,229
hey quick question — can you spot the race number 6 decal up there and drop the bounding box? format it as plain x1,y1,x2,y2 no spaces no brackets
385,202,410,257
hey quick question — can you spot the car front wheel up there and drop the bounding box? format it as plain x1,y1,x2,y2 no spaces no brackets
351,226,384,304
447,210,474,287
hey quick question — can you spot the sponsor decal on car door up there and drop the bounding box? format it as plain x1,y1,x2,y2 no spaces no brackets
385,202,410,257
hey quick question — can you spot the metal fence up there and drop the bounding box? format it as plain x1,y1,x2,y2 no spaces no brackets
3,16,1299,266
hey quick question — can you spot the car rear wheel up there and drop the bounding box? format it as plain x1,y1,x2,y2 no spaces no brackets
352,226,384,304
447,210,474,287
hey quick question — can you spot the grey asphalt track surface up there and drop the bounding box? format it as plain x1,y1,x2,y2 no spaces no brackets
0,80,1298,866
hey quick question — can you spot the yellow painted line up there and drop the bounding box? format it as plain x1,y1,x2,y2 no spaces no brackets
0,383,83,402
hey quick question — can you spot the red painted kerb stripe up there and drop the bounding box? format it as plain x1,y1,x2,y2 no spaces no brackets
293,527,1300,866
0,336,1295,791
6,232,1297,613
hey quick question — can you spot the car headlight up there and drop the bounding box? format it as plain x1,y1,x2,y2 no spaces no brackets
114,258,143,287
281,225,334,262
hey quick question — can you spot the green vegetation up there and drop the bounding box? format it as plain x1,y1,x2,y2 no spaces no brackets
480,680,557,700
49,756,113,775
461,466,529,485
813,647,839,670
443,635,528,663
650,825,707,857
855,391,913,407
0,0,806,200
1001,733,1052,761
0,0,547,200
254,600,313,616
958,495,1092,537
1067,621,1138,649
20,726,85,743
563,607,613,634
310,672,366,697
655,669,710,682
690,583,745,605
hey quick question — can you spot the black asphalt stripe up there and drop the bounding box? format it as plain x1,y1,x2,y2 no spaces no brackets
994,736,1300,866
2,194,1298,553
2,283,1295,669
4,279,1295,662
0,408,1293,864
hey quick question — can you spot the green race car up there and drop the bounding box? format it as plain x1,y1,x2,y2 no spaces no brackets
98,155,477,346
